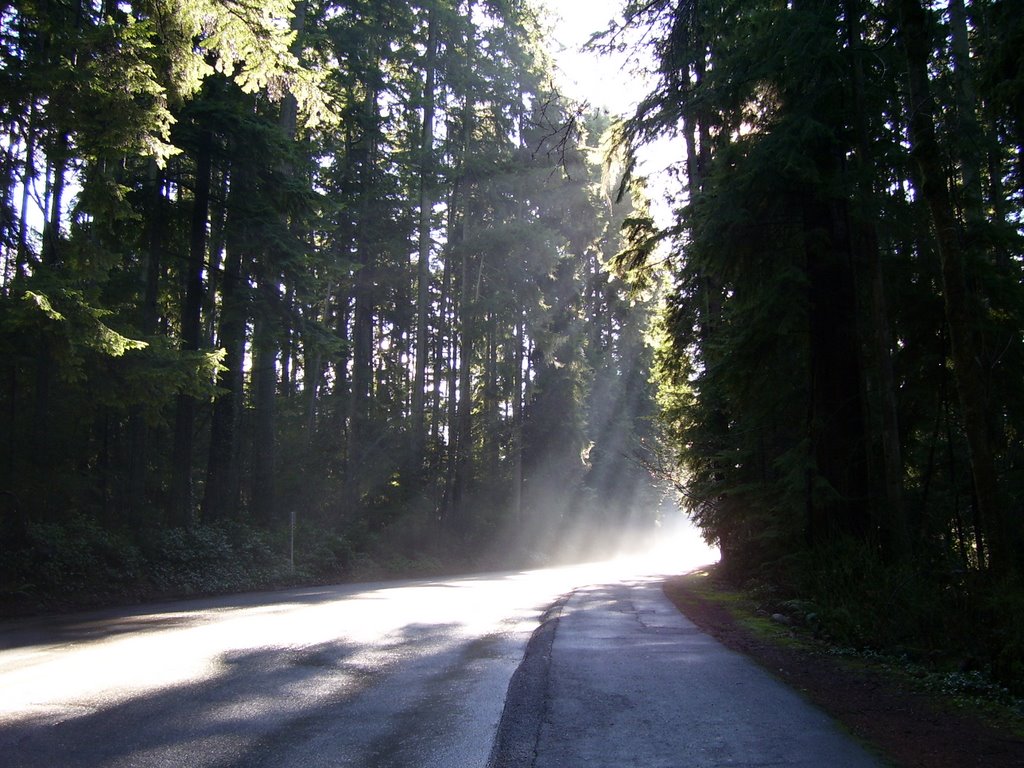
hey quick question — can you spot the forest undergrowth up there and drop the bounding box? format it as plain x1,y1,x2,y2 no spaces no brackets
665,569,1024,767
0,512,485,617
718,543,1024,699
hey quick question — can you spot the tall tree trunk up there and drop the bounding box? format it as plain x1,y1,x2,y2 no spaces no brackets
452,191,474,525
169,125,212,528
303,327,323,437
334,292,352,438
450,0,476,526
803,191,871,544
948,0,985,235
443,193,460,521
412,4,439,469
510,312,525,523
249,0,306,527
432,199,453,456
896,0,1015,575
280,289,294,397
346,86,381,504
40,132,67,267
16,103,37,279
204,169,228,345
844,0,907,555
142,160,164,336
250,298,278,526
126,160,166,523
203,163,249,523
781,0,871,546
484,315,499,479
29,129,69,488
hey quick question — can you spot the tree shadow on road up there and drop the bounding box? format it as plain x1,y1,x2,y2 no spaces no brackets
2,619,505,768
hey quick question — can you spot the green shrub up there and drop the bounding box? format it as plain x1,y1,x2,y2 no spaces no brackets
141,523,292,596
789,538,1024,695
0,514,144,607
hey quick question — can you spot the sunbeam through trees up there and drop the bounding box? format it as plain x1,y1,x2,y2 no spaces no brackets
3,0,1024,701
0,0,666,607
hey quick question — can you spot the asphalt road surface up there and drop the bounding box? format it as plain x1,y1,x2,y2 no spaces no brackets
1,531,881,768
490,578,884,767
0,566,599,768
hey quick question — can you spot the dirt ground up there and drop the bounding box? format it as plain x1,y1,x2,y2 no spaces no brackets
662,571,1024,768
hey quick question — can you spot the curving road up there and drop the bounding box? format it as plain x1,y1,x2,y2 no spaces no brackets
2,528,888,768
0,525,715,768
0,569,582,767
491,578,885,768
5,527,882,768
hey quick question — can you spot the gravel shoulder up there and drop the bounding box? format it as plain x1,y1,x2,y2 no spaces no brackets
663,569,1024,768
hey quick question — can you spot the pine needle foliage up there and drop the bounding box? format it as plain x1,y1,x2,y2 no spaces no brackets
615,0,1024,690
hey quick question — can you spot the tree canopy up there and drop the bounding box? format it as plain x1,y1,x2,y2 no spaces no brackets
0,0,662,605
5,0,1024,697
615,0,1024,691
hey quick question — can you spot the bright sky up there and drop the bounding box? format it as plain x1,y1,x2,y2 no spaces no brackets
543,0,682,226
542,0,644,114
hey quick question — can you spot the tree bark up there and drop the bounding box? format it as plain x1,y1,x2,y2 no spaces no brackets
803,189,871,544
249,0,306,527
169,125,212,528
450,0,476,526
16,103,37,279
40,132,68,267
346,85,381,502
250,299,278,527
896,0,1015,575
203,162,249,524
510,312,525,523
411,4,439,470
844,0,907,556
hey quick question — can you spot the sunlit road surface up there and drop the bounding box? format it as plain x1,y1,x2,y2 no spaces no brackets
0,526,716,768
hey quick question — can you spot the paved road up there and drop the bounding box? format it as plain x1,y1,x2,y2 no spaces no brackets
0,568,604,768
490,577,885,768
2,535,882,768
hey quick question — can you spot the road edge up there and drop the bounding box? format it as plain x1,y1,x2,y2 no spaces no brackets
663,570,1024,767
485,597,567,768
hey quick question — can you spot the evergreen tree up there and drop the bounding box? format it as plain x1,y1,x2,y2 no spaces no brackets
0,0,672,614
616,0,1024,687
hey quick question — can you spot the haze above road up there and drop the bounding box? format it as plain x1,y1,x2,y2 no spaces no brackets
0,525,716,767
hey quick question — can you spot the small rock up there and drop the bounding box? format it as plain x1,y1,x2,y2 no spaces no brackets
771,613,792,626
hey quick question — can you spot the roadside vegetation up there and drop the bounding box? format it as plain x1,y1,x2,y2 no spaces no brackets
4,0,1024,713
0,1,662,616
614,0,1024,697
665,569,1024,767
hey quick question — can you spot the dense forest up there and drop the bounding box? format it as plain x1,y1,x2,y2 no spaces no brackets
3,0,1024,695
615,0,1024,691
0,0,662,606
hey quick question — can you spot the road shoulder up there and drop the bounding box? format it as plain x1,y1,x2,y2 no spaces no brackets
487,601,563,768
663,569,1024,768
490,577,883,768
